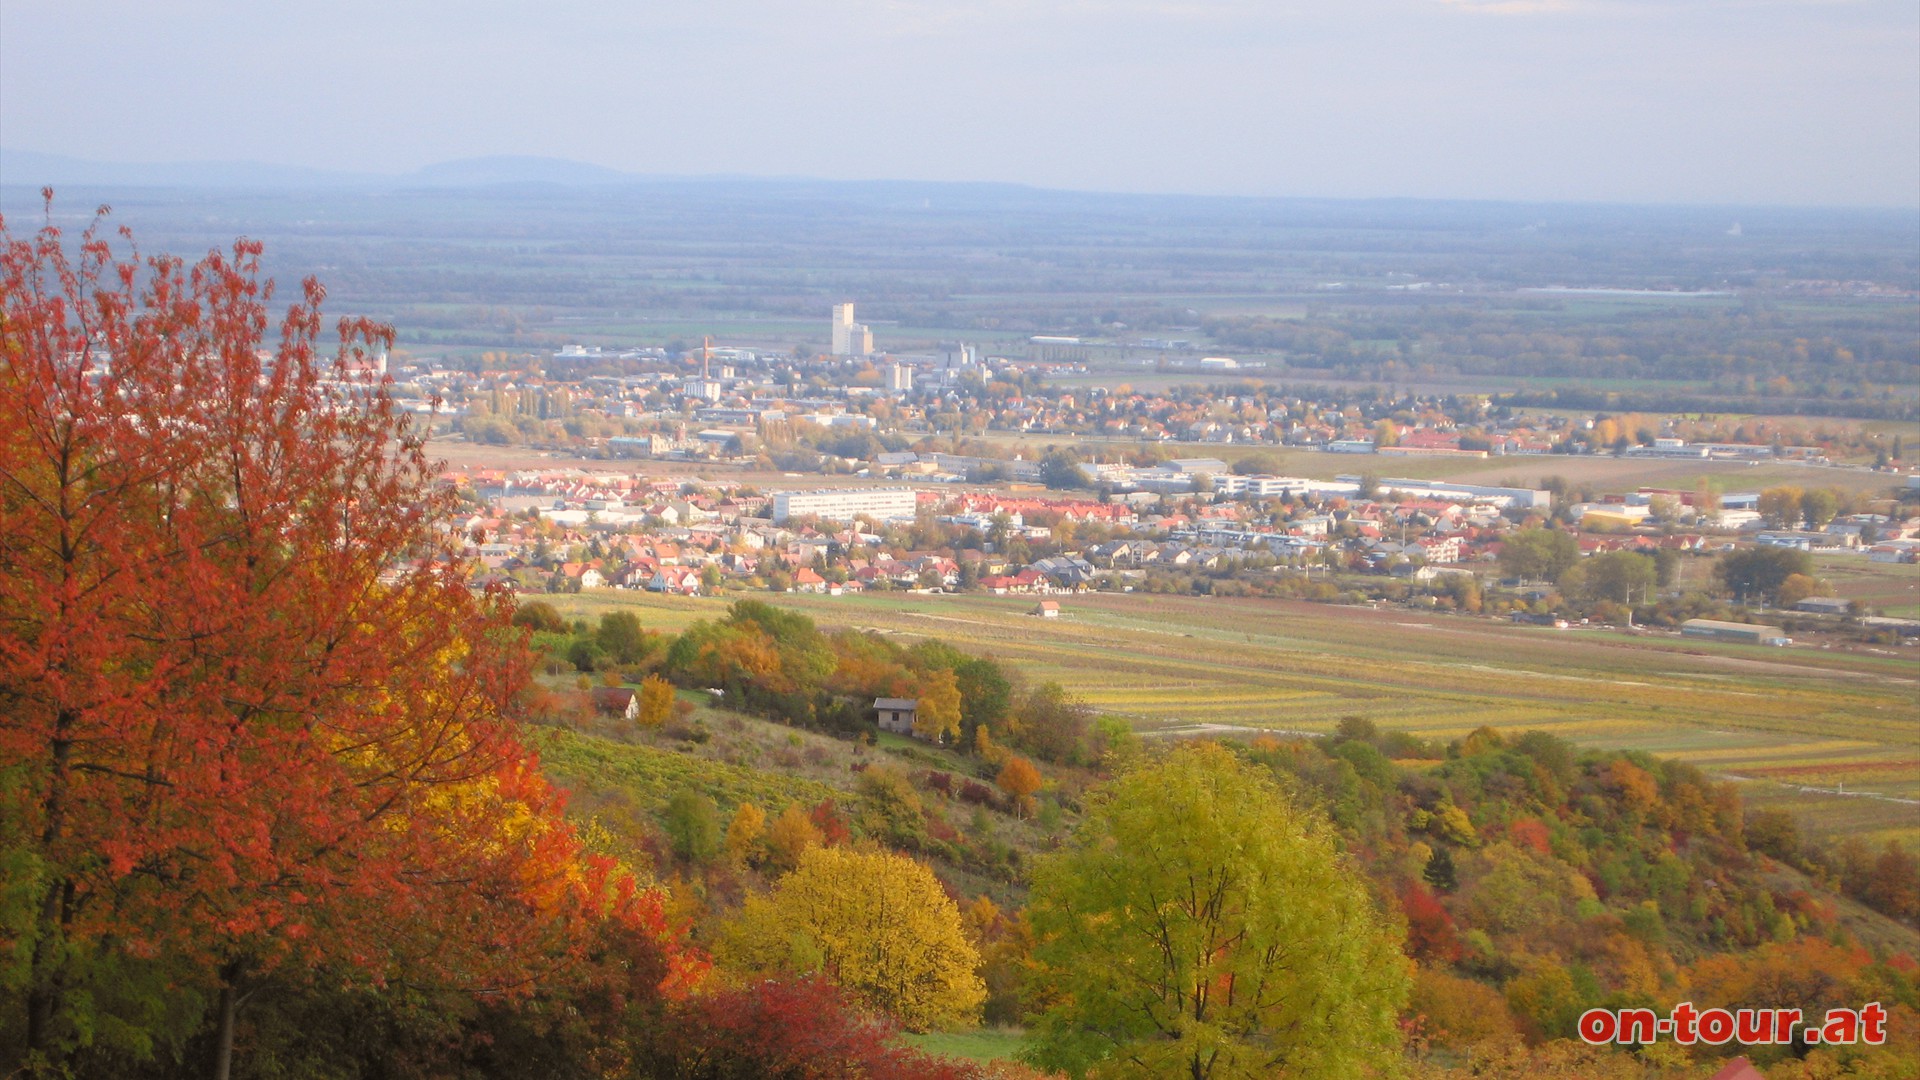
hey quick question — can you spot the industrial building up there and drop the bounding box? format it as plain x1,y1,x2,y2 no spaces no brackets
1681,619,1791,646
771,487,917,523
831,302,873,357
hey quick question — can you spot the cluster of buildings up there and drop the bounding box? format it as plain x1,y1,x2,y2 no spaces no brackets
367,300,1910,501
384,303,1897,490
1564,495,1920,562
416,375,1909,617
386,302,1916,619
431,457,1920,661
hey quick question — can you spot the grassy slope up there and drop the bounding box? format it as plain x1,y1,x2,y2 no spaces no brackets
539,726,840,819
901,1028,1028,1065
548,589,1920,846
537,693,1071,905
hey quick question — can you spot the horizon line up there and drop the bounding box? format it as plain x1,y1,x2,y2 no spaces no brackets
3,147,1918,216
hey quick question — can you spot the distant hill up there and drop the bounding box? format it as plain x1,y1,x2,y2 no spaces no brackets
0,149,649,190
411,155,636,186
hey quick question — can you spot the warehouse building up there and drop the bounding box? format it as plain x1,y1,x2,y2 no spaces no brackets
1681,619,1791,646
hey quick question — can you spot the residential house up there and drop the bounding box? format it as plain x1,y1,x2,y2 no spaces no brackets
873,697,919,736
647,568,702,595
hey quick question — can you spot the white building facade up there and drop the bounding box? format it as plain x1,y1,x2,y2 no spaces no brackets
771,487,918,523
832,302,873,357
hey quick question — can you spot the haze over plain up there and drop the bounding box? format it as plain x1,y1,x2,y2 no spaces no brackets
2,0,1917,207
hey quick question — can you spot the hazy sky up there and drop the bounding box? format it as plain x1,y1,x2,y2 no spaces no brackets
3,0,1915,207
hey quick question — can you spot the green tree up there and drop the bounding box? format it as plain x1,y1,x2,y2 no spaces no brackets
853,764,926,847
1023,743,1407,1080
1579,550,1656,605
954,656,1014,746
1015,681,1093,765
1799,487,1839,529
1041,450,1087,490
566,636,606,673
1716,546,1815,605
595,610,650,665
1497,528,1580,584
663,790,722,864
510,599,568,633
1652,547,1680,587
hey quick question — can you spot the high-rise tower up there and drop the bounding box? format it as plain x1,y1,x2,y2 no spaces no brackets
830,302,871,356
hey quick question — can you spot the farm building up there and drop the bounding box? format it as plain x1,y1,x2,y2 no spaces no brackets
1792,596,1852,615
1032,601,1060,618
873,697,919,735
1681,619,1790,646
591,687,639,721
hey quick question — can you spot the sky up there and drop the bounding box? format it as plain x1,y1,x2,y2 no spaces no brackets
2,0,1916,207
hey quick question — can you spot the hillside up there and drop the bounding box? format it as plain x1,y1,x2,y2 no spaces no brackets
525,594,1919,1078
548,589,1920,847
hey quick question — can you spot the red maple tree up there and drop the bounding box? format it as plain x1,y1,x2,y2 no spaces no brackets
0,200,686,1074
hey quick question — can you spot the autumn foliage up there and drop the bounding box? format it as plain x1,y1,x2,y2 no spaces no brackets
637,673,675,729
0,205,688,1072
631,976,986,1080
716,846,987,1031
994,755,1042,816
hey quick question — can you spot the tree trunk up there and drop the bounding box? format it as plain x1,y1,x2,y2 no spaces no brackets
213,981,236,1080
25,710,76,1057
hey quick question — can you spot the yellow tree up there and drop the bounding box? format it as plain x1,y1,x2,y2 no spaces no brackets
1757,486,1804,528
996,756,1043,817
717,846,986,1031
725,802,766,863
637,674,675,729
762,803,822,873
915,668,963,744
972,723,999,761
1776,573,1821,609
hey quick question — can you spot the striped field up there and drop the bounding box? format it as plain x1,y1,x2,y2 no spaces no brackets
551,589,1920,846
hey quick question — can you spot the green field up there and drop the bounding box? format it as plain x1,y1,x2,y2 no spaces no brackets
549,589,1920,847
900,1027,1027,1066
1813,553,1920,617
